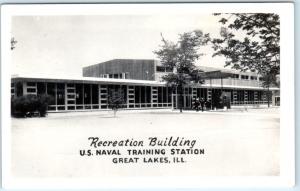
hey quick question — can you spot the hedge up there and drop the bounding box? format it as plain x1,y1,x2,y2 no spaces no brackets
11,94,53,117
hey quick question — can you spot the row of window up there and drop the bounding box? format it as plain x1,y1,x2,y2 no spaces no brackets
12,82,269,110
98,72,262,81
156,66,173,72
99,73,128,79
236,75,260,81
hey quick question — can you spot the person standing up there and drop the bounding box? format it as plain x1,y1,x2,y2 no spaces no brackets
194,97,200,112
200,98,205,112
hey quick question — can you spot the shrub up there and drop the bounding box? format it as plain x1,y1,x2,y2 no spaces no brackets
107,88,126,117
11,94,52,117
211,91,222,109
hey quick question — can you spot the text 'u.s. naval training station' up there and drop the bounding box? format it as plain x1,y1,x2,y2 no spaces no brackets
79,137,205,164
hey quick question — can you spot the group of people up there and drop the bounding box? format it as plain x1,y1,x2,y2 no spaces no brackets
193,97,206,112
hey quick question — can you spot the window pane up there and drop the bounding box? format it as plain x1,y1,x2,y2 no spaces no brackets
158,87,162,103
57,83,65,105
141,86,145,103
47,83,56,105
135,86,140,103
37,82,46,95
92,84,99,104
84,84,91,104
163,87,167,103
76,84,83,104
146,86,151,103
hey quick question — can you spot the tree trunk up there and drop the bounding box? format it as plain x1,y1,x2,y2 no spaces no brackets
113,108,117,117
179,94,183,113
179,85,183,113
267,87,270,108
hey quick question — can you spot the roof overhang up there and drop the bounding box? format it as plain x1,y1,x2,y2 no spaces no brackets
200,70,236,79
11,75,166,86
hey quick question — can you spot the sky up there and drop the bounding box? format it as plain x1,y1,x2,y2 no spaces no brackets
11,14,227,77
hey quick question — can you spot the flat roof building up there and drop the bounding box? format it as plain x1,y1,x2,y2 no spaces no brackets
11,59,280,112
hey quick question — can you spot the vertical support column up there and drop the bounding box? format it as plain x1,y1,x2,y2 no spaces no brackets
11,82,15,97
66,83,76,111
192,87,197,99
100,85,108,109
25,82,37,95
244,90,248,105
171,87,175,110
207,88,212,110
233,90,237,105
207,89,212,101
22,82,27,95
254,91,258,104
192,87,197,107
151,86,158,107
127,86,135,108
262,91,267,103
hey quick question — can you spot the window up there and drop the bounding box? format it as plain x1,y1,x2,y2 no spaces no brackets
57,83,65,105
166,67,173,72
168,87,172,103
125,73,129,79
84,84,91,104
47,83,56,105
141,86,145,103
92,84,99,104
27,88,36,93
163,87,167,103
232,74,239,79
113,74,119,79
67,94,75,99
156,66,166,72
68,89,75,93
27,82,36,87
68,100,75,104
158,87,163,103
241,75,249,80
67,84,75,88
146,86,151,103
75,84,83,104
135,86,141,103
250,76,257,80
37,82,46,94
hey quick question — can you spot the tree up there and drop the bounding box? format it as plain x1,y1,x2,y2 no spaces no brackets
154,30,210,112
212,13,280,107
212,13,279,74
107,88,126,117
260,69,279,107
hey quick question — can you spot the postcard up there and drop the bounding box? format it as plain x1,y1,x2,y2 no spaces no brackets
1,3,295,189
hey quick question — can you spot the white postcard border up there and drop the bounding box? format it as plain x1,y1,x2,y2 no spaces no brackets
1,3,295,188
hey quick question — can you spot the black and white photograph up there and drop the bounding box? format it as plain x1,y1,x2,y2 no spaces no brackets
1,3,294,188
